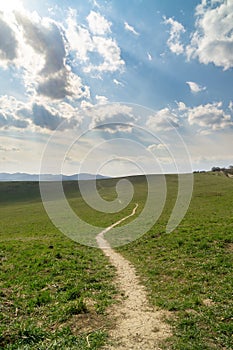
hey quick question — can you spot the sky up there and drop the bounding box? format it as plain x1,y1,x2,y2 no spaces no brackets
0,0,233,176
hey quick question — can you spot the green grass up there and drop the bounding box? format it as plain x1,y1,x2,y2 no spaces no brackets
0,184,117,349
0,173,233,349
118,173,233,349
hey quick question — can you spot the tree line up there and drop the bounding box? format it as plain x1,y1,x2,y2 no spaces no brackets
211,165,233,175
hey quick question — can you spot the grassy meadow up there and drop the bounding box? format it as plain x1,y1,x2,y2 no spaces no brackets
0,182,117,349
0,173,233,349
119,173,233,350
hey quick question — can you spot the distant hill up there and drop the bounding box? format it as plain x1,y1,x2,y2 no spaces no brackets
0,172,107,182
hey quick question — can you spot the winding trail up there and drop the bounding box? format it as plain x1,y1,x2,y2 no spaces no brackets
96,204,171,350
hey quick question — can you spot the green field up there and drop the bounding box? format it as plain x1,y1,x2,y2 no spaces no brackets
119,173,233,350
0,181,117,350
0,173,233,349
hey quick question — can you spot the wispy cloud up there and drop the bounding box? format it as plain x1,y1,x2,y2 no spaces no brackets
91,0,100,9
113,78,124,86
147,143,167,152
186,81,206,93
124,21,139,36
146,107,180,131
147,52,152,61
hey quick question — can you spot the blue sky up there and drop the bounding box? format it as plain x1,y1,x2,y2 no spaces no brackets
0,0,233,175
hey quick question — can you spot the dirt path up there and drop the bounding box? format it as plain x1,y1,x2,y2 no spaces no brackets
96,204,171,350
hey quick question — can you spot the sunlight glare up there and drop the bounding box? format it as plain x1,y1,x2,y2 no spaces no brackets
0,0,24,13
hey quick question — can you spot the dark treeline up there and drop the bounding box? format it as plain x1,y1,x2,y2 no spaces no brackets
194,165,233,176
211,165,233,174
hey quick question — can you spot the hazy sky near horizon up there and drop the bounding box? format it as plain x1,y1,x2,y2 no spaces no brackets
0,0,233,176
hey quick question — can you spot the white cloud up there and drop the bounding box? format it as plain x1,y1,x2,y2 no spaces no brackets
0,94,83,132
147,52,152,61
161,100,233,134
55,101,81,120
186,81,206,93
187,102,233,131
147,143,167,152
186,0,233,70
113,78,124,86
96,95,108,105
80,100,94,110
0,4,124,111
164,16,185,55
85,36,125,73
15,11,90,101
147,107,180,131
0,95,25,114
66,9,124,73
92,0,101,9
0,95,30,129
0,7,90,102
66,9,93,62
124,21,139,36
14,13,65,76
174,100,233,133
87,11,111,35
89,104,136,133
164,1,233,70
176,101,187,111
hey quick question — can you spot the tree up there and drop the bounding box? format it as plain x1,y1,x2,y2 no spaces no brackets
211,167,221,172
227,165,233,174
